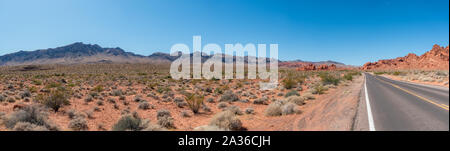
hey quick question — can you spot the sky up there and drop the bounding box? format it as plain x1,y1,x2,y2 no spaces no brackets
0,0,448,66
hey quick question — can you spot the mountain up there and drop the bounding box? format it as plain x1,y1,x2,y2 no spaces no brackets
362,44,449,70
0,42,349,67
0,42,160,66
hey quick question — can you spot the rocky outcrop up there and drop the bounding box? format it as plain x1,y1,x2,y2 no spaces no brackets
296,63,337,71
362,44,449,70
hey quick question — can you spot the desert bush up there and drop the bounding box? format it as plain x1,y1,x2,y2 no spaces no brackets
245,107,254,114
20,90,32,99
253,97,268,105
311,84,327,95
112,112,147,131
181,111,191,117
226,105,243,115
286,96,305,106
302,92,315,100
138,101,151,110
111,90,123,96
96,100,104,106
206,98,215,103
92,85,104,92
12,122,49,131
264,102,282,116
38,88,70,112
217,102,228,109
6,97,15,103
107,98,116,104
281,102,298,115
85,95,93,102
0,95,4,102
4,104,59,131
157,109,171,119
282,77,296,89
184,93,204,114
209,110,244,131
319,73,340,86
68,117,89,131
284,90,300,98
157,115,175,129
219,90,239,102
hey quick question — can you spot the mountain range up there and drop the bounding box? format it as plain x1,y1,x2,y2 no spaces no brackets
0,42,346,67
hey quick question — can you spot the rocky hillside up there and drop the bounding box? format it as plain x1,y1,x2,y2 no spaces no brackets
362,44,449,70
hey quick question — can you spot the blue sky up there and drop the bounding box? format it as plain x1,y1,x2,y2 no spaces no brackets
0,0,448,65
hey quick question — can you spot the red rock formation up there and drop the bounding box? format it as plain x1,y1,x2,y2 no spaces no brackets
362,44,449,70
296,64,338,71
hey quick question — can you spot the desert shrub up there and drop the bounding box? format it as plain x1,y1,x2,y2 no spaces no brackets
67,109,84,119
68,117,89,131
138,101,151,110
107,98,116,104
38,88,70,112
157,115,175,129
281,102,298,115
209,110,244,131
119,95,126,101
134,95,145,102
319,73,340,86
282,77,296,89
96,100,104,106
264,103,282,116
253,97,268,105
184,93,204,114
302,92,315,100
111,90,123,96
217,102,228,109
20,90,32,99
311,84,327,95
112,112,147,131
286,96,305,106
226,105,243,115
284,90,300,98
92,85,104,92
219,90,239,102
343,73,353,81
85,95,93,102
245,107,254,114
0,95,4,102
194,125,226,131
157,109,171,119
206,98,215,103
12,122,49,131
6,97,15,103
4,104,59,131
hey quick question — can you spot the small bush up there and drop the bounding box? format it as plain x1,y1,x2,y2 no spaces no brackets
225,105,243,115
253,97,268,105
284,90,300,98
38,89,70,112
138,101,151,110
219,90,239,102
112,112,147,131
4,104,59,131
143,123,168,131
157,115,176,129
217,102,228,109
282,78,296,89
209,111,244,131
264,103,282,116
184,93,204,114
68,117,89,131
319,73,340,86
286,96,305,106
245,107,254,114
281,102,298,115
12,122,49,131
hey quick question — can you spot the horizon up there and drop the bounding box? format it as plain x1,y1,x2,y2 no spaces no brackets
0,0,449,66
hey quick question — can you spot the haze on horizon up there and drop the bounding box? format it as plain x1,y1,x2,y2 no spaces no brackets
0,0,448,66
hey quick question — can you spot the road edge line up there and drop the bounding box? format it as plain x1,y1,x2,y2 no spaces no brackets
364,74,376,131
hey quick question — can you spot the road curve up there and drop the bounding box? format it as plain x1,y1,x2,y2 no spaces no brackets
363,73,449,131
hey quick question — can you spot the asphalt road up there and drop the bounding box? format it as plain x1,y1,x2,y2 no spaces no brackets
363,73,449,131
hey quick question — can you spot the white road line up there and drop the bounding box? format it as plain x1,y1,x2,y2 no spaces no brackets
364,74,376,131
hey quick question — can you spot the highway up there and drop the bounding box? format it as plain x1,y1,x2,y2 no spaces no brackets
363,73,449,131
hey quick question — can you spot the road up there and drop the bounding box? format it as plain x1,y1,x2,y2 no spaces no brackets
363,73,449,131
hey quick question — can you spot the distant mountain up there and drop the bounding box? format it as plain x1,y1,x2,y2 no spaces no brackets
362,44,449,70
0,42,159,66
0,42,349,67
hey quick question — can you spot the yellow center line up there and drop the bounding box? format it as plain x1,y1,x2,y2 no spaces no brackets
374,76,449,111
